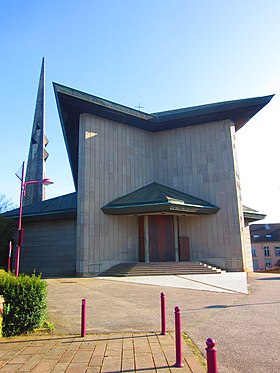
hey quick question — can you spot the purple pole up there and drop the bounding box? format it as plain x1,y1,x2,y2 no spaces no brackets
81,298,86,337
160,292,166,335
174,306,184,367
8,241,12,272
15,162,25,278
206,338,218,373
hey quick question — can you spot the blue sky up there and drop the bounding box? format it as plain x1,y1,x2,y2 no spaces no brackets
0,0,279,222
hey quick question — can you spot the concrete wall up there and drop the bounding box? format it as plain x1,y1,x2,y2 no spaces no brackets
166,121,245,271
19,218,76,276
243,221,254,271
77,115,150,275
77,114,246,274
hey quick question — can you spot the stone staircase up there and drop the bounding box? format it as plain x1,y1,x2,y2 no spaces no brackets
99,261,224,277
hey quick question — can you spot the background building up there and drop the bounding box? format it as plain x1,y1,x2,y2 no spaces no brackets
250,223,280,270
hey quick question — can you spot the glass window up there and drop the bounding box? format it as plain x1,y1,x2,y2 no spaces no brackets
274,247,280,256
253,259,258,270
265,260,272,269
263,246,270,256
252,248,257,257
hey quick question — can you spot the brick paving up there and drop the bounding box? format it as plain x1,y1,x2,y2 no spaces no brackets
0,332,205,373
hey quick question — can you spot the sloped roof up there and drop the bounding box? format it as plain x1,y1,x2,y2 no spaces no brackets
53,82,273,188
3,192,77,221
3,189,266,222
250,223,280,243
101,182,220,215
243,205,266,222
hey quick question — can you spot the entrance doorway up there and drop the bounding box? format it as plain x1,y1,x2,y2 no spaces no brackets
138,215,175,262
149,215,175,261
179,236,190,261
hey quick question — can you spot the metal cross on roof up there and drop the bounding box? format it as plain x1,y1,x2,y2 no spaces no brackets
135,102,144,111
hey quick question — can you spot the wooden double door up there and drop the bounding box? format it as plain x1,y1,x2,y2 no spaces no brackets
138,215,190,262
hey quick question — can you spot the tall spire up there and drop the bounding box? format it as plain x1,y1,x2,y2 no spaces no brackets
24,57,49,206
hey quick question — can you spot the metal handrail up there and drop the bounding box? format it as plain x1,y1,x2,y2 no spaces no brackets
93,251,128,266
197,251,227,259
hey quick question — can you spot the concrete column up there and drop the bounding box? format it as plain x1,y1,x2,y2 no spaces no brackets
144,215,149,263
174,216,179,262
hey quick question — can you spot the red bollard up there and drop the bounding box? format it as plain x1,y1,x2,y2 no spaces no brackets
206,338,218,373
160,292,166,335
174,306,184,367
81,298,86,337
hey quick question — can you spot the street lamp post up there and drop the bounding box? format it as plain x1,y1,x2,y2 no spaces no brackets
15,161,53,278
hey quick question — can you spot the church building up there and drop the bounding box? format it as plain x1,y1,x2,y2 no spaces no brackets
5,61,273,276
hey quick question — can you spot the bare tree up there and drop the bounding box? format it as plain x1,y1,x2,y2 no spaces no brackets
0,192,15,267
0,193,15,213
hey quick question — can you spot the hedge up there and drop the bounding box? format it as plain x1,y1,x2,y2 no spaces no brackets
0,271,48,337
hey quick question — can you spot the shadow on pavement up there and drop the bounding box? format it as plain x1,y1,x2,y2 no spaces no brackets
0,332,159,345
204,301,280,309
0,335,76,344
256,277,280,281
61,333,157,344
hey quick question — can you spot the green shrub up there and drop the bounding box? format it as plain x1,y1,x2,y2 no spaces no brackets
0,271,47,337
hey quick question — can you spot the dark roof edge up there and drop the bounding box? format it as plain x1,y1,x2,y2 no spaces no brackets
53,82,155,121
153,94,274,121
3,192,77,220
53,82,274,127
102,204,219,216
244,211,266,222
53,83,79,185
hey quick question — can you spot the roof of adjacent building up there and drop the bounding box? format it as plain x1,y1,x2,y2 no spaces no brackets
243,205,266,222
53,82,273,188
3,192,77,221
250,223,280,243
101,182,220,215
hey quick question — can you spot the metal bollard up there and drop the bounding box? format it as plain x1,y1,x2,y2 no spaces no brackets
160,292,166,335
81,298,86,337
174,306,184,367
7,241,12,272
206,338,218,373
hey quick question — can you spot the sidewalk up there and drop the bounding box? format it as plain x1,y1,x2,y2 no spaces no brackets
0,332,206,373
101,272,248,294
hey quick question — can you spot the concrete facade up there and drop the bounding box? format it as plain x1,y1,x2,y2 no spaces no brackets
243,223,254,270
76,114,249,275
6,82,271,277
20,218,76,276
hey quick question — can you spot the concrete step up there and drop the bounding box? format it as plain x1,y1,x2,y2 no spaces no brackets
99,262,224,277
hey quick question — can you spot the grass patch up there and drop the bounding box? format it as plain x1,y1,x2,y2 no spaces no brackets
257,268,280,274
33,321,55,335
182,332,206,369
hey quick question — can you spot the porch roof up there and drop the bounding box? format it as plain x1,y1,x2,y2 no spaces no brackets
2,190,265,222
101,182,220,216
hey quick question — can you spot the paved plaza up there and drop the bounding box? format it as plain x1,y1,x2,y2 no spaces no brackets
0,272,279,372
0,332,204,373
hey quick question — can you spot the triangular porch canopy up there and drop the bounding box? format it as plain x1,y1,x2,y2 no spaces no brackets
101,182,220,215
